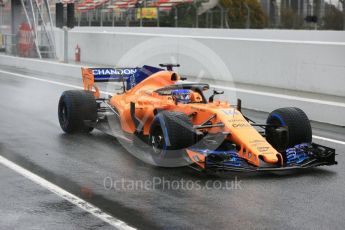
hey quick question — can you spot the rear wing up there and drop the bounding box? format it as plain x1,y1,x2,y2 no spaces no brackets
81,67,139,98
81,66,163,98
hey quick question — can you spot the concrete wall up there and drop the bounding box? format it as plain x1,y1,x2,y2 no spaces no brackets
55,27,345,98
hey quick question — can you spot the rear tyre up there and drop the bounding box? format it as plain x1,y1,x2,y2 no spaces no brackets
58,90,97,133
266,107,312,150
149,111,196,166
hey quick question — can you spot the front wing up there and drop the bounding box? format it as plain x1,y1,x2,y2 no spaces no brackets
186,143,337,172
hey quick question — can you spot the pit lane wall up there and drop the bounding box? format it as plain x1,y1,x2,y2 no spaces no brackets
56,27,345,126
55,27,345,98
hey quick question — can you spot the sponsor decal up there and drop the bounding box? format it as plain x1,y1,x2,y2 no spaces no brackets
92,68,139,82
222,109,239,116
232,123,251,128
190,106,205,112
92,68,138,76
257,146,270,152
249,139,265,143
228,119,246,123
136,7,158,20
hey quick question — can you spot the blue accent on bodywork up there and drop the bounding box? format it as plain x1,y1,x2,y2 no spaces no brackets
91,65,163,90
285,143,311,166
190,149,245,167
126,65,163,90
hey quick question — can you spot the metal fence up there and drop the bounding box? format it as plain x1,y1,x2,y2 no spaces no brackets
70,1,345,30
75,5,229,28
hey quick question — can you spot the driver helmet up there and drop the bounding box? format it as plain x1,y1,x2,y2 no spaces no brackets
171,89,191,104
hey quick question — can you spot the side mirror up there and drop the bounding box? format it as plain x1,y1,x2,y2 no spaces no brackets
208,89,224,103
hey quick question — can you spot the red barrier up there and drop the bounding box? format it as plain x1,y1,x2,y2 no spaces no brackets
18,22,33,57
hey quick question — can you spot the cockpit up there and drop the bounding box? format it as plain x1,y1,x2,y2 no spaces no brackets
154,83,211,104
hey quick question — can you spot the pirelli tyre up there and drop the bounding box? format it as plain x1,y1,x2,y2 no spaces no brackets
265,107,312,151
149,111,196,167
58,90,98,133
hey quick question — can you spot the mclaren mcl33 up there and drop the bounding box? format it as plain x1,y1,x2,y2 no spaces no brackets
58,64,337,172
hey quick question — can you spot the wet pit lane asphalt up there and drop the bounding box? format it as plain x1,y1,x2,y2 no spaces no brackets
0,65,344,230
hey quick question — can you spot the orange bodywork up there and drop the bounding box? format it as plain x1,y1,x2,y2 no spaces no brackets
82,67,100,98
82,68,282,167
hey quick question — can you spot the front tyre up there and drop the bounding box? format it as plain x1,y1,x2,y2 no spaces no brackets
149,111,196,166
266,107,312,150
58,90,97,133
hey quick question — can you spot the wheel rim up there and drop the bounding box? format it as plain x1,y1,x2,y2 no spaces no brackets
62,104,67,123
266,117,281,136
59,103,68,125
151,127,166,156
266,116,289,152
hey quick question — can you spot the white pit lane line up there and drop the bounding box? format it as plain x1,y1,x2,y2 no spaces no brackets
0,69,111,95
312,135,345,146
0,68,344,146
0,155,136,230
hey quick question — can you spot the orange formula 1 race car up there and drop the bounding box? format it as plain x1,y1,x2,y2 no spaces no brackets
58,64,337,172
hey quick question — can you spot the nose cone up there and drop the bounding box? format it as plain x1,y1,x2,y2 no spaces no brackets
259,152,283,167
261,154,279,164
